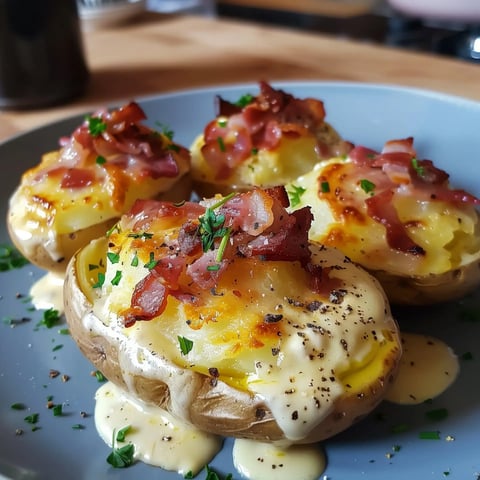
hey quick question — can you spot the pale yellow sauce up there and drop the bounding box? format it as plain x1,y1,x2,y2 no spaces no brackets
29,272,65,312
233,439,326,480
94,382,222,476
385,332,459,405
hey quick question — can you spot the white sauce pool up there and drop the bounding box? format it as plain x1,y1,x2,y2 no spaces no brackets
29,272,65,312
385,332,459,404
94,382,222,476
233,439,326,480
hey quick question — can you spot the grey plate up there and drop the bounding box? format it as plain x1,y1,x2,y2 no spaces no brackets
1,81,480,480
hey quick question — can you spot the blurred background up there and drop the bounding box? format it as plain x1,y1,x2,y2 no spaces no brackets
77,0,480,62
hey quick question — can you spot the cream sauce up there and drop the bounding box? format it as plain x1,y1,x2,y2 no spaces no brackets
385,332,459,405
29,272,65,312
94,382,222,476
232,439,326,480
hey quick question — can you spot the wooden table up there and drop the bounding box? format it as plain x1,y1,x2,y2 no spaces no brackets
0,12,479,142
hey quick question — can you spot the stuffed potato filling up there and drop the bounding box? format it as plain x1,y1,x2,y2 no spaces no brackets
190,81,352,194
73,187,401,443
287,137,480,302
8,102,191,271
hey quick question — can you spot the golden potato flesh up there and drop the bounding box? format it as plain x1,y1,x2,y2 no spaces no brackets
64,187,401,444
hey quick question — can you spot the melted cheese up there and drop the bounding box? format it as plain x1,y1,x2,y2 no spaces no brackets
78,219,401,442
288,158,480,278
29,272,65,312
385,332,459,404
233,438,326,480
94,381,222,475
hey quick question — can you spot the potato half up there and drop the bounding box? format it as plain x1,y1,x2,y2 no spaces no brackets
64,188,401,444
287,138,480,305
7,102,191,273
190,81,352,197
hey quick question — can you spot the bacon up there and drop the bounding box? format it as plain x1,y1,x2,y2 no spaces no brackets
124,272,168,327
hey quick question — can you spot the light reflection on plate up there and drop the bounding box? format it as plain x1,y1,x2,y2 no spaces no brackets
0,82,480,480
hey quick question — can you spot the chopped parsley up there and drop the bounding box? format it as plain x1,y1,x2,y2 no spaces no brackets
155,122,174,140
217,136,226,152
287,184,306,207
198,194,234,253
411,157,425,176
92,272,106,289
234,93,254,108
86,116,107,137
111,270,123,286
94,370,107,382
24,413,39,424
37,308,61,329
106,429,135,468
178,335,194,355
360,179,376,195
52,404,63,416
0,244,29,271
320,181,330,193
128,231,153,240
11,403,26,410
107,252,120,264
96,155,107,165
217,118,228,128
144,251,158,270
116,425,132,442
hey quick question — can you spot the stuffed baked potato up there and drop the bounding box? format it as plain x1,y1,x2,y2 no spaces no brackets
190,81,352,197
287,137,480,305
8,102,191,273
64,186,401,444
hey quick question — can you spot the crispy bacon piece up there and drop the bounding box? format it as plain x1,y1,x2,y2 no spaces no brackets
121,187,337,327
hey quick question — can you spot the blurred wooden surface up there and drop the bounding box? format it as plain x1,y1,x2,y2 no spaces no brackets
0,12,479,142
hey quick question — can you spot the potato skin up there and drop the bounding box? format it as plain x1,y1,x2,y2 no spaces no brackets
64,243,400,444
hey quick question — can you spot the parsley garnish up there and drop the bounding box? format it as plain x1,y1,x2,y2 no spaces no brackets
106,429,135,468
94,370,107,382
178,335,194,355
425,408,448,421
11,403,26,410
287,184,306,207
92,272,106,289
217,119,228,128
52,404,63,416
360,179,376,195
419,430,440,440
37,308,61,329
155,122,174,140
24,413,39,424
86,116,107,137
411,157,425,176
0,244,29,271
320,181,330,193
217,137,226,152
96,155,106,165
116,425,131,442
107,252,120,264
144,251,158,270
235,93,254,108
111,271,122,286
198,194,234,253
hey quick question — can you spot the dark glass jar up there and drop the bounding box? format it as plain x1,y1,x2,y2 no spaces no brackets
0,0,89,109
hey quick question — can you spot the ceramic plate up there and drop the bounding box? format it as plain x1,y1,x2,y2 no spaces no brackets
1,82,480,480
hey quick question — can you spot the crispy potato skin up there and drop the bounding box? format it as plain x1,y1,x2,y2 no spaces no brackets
64,246,400,444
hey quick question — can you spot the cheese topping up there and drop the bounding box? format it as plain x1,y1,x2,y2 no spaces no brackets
77,190,401,443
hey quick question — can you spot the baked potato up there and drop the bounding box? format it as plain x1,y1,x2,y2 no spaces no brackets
287,137,480,305
190,81,353,197
64,186,401,444
7,102,191,273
